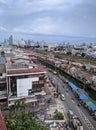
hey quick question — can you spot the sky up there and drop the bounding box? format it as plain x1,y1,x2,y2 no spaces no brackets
0,0,96,43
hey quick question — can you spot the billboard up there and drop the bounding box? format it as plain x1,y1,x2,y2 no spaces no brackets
17,77,39,97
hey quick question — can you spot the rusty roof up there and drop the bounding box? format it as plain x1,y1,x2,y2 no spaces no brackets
66,64,72,70
7,68,45,75
85,73,92,80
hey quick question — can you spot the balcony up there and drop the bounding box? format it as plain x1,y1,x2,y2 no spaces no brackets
0,77,6,83
8,90,46,101
32,80,44,85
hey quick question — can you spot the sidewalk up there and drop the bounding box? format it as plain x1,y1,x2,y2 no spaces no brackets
46,83,67,121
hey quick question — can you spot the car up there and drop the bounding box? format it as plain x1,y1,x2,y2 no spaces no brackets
77,103,81,107
66,124,71,130
60,94,65,101
68,110,74,119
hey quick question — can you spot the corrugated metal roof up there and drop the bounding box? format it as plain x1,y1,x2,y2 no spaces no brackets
79,94,88,100
68,82,78,91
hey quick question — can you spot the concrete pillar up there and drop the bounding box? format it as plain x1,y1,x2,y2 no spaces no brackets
9,77,11,96
6,77,9,96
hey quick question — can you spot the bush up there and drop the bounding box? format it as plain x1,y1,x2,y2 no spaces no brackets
54,112,64,120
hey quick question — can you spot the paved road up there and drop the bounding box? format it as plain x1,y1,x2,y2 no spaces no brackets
40,65,96,130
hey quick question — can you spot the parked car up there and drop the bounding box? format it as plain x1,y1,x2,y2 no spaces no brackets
77,103,81,107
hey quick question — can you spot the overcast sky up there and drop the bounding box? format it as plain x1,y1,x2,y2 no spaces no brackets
0,0,96,40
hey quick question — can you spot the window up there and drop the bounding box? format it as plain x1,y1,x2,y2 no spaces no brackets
0,73,2,76
28,89,32,95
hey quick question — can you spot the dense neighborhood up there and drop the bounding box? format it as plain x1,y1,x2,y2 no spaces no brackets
0,44,96,130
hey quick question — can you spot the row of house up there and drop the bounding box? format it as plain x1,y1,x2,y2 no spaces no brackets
37,54,96,91
36,43,96,58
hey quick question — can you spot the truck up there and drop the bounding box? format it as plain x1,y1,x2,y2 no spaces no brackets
70,116,83,130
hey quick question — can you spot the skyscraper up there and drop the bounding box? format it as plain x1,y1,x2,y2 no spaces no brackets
9,35,13,45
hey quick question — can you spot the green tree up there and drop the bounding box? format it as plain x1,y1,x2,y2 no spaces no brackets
67,52,72,55
9,100,26,118
81,53,86,57
54,112,64,120
5,100,46,130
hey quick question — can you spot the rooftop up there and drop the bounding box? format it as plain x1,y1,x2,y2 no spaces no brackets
7,67,45,75
85,73,92,80
7,63,28,69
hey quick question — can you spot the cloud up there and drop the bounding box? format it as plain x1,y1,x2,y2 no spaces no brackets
0,0,96,39
0,0,6,4
0,0,84,15
12,17,56,34
0,26,7,31
0,0,55,15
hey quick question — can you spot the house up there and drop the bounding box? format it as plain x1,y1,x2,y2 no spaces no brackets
84,73,92,84
90,76,96,91
69,66,79,78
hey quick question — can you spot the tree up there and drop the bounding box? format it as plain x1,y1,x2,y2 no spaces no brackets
54,112,64,120
5,100,46,130
5,111,46,130
67,52,72,55
9,100,26,118
81,53,86,58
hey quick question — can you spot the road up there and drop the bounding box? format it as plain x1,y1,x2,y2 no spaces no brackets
39,64,96,130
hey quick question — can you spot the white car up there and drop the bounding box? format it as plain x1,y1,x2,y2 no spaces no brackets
60,94,65,101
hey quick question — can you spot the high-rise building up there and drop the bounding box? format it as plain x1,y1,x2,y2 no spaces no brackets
9,35,13,45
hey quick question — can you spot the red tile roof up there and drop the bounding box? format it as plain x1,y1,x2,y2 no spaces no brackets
0,111,7,130
7,68,45,75
29,57,37,61
66,64,72,70
85,73,92,80
70,67,78,73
